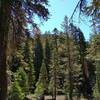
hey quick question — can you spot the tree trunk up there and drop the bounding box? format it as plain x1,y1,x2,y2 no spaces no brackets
66,33,73,100
0,1,10,100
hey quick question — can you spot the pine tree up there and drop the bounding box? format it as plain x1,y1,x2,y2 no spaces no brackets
23,32,35,93
8,81,24,100
50,28,60,100
34,60,48,97
76,28,89,98
44,35,51,80
87,34,100,60
34,33,43,83
15,67,28,94
87,34,100,99
62,16,73,100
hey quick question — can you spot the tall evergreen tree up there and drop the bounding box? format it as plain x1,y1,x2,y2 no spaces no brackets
23,32,35,93
34,33,43,83
34,60,48,97
87,34,100,99
76,28,89,98
44,35,51,80
87,34,100,60
51,28,60,100
8,81,24,100
62,16,73,100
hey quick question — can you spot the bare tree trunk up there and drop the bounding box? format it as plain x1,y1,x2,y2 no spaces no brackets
0,1,10,100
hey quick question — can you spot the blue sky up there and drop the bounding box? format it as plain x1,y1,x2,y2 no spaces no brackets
35,0,91,40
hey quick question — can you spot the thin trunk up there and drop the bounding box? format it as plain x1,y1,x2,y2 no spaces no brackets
53,65,56,100
0,1,10,100
53,33,59,100
66,33,73,100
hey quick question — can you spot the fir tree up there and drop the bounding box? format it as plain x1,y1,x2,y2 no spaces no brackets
62,16,73,100
44,36,51,80
34,60,48,97
23,32,35,93
51,28,60,100
34,33,43,83
15,67,28,94
8,81,24,100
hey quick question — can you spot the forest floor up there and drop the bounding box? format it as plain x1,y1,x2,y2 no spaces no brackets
44,95,87,100
26,94,87,100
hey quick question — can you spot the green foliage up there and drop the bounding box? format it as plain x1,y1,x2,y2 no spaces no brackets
34,82,45,97
15,67,28,93
23,37,36,93
44,36,51,80
87,34,100,60
28,63,36,93
93,60,100,99
34,34,43,82
7,17,100,100
34,60,48,96
0,0,49,99
8,82,24,100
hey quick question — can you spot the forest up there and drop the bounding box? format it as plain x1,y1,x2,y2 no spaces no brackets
0,0,100,100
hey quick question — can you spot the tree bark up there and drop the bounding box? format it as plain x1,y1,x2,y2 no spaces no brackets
0,1,10,100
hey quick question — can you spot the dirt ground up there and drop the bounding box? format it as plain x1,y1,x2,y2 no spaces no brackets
44,95,67,100
44,95,87,100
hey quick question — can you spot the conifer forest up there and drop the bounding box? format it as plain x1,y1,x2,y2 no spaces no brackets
0,0,100,100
